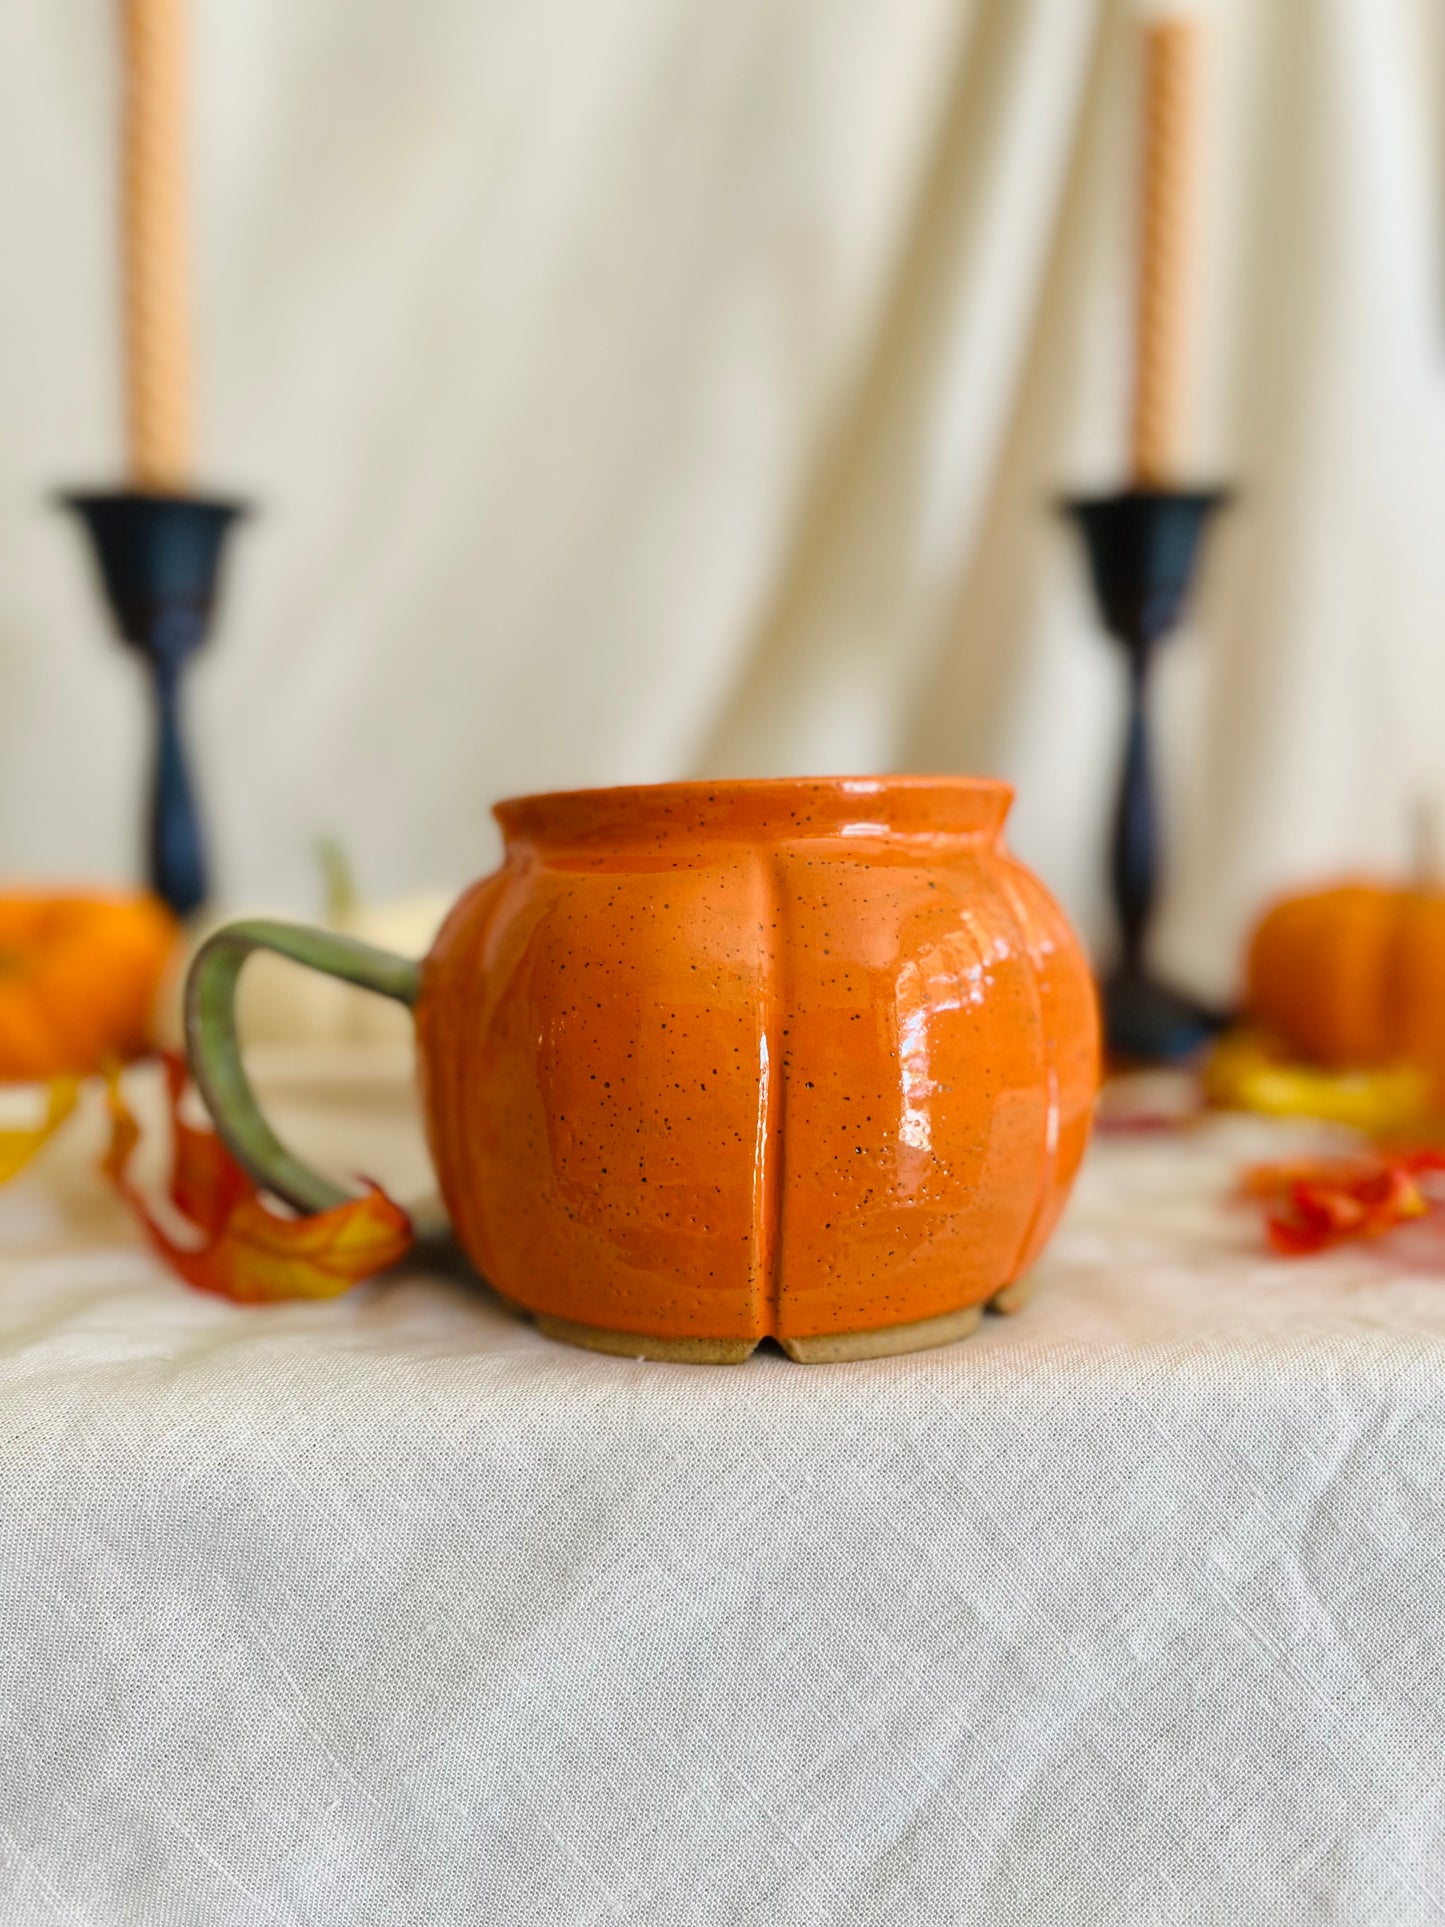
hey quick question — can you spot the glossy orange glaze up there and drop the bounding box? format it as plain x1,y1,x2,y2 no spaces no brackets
415,778,1098,1345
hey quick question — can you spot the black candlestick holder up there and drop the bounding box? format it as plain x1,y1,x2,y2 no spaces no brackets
1062,485,1229,1063
60,490,248,918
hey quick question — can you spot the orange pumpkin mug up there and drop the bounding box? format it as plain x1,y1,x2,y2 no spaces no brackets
186,778,1099,1362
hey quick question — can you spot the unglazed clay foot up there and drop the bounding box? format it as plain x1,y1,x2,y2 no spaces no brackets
779,1302,985,1362
532,1272,1037,1365
532,1314,758,1365
987,1270,1037,1316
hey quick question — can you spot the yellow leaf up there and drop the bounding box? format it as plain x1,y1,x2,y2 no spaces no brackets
1205,1029,1432,1136
0,1078,78,1184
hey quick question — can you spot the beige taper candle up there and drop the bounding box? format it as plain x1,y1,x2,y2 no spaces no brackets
120,0,192,491
1129,15,1200,487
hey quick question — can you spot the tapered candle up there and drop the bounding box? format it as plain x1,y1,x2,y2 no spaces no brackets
1129,13,1200,487
119,0,192,491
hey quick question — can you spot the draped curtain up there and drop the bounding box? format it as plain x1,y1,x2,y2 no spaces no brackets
1,0,1443,999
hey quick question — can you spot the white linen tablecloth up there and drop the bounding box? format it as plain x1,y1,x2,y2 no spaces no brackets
2,1058,1444,1926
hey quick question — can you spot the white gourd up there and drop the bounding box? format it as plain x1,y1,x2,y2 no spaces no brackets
157,844,452,1051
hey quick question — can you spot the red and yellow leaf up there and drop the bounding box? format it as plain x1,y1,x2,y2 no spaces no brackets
105,1054,412,1302
1244,1149,1445,1256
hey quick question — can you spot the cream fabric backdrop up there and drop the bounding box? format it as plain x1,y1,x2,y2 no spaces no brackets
3,0,1445,997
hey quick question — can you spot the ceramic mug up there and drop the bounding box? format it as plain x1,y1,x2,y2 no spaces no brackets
186,778,1099,1362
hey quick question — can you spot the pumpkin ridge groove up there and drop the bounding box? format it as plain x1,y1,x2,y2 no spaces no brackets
995,860,1060,1286
760,849,790,1337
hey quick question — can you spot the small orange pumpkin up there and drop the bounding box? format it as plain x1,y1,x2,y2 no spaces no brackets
1246,882,1445,1085
0,893,179,1081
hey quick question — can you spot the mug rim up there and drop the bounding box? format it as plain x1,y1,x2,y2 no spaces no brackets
493,774,1013,846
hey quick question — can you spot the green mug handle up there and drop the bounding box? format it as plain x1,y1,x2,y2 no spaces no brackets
184,918,423,1214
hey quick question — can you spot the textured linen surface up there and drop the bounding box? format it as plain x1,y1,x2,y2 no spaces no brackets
5,0,1445,995
2,1062,1444,1926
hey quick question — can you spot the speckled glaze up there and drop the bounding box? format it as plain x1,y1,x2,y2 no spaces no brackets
413,777,1097,1359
